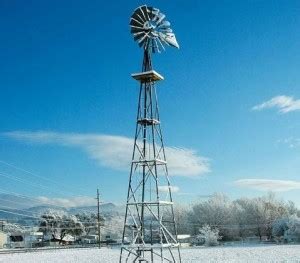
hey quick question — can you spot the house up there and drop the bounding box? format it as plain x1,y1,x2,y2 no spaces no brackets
82,234,98,244
0,226,44,249
0,231,8,249
5,232,25,249
177,234,192,247
50,234,75,246
25,232,44,248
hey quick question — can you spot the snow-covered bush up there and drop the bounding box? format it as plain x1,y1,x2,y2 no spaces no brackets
285,215,300,243
196,225,221,246
272,218,289,242
271,215,300,243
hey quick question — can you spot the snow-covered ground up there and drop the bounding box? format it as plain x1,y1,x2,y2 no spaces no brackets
1,245,300,262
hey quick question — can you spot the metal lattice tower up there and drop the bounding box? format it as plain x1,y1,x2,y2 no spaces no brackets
120,6,181,262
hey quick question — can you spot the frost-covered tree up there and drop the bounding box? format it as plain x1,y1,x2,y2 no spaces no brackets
272,217,289,242
196,225,221,246
286,201,298,216
164,204,191,235
189,192,297,241
39,210,64,240
232,193,292,240
285,215,300,242
39,210,85,243
75,213,103,236
190,193,235,240
263,193,290,239
271,215,300,243
102,216,124,240
233,197,266,240
2,222,26,233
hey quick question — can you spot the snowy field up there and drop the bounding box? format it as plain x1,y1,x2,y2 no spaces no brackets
1,245,300,262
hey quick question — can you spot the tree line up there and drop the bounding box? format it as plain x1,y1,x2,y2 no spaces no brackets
173,193,300,243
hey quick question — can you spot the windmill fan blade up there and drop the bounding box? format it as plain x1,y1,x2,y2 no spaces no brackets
138,33,148,45
138,37,147,48
157,20,170,28
152,40,156,53
152,11,164,21
141,5,150,21
133,31,144,36
156,37,165,51
160,28,173,33
153,38,160,53
133,13,145,25
130,27,144,34
156,13,166,25
130,18,143,27
145,38,150,50
134,8,147,23
149,39,154,53
147,6,154,20
150,8,160,22
134,33,144,41
138,6,147,21
130,24,143,30
131,12,144,24
152,8,160,16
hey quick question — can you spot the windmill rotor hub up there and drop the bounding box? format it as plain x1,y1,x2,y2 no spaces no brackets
144,21,156,30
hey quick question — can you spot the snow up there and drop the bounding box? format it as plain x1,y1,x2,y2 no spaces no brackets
1,245,300,262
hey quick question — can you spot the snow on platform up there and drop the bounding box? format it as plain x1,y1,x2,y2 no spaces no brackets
1,245,300,262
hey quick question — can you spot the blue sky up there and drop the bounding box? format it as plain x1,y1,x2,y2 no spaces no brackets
1,0,300,207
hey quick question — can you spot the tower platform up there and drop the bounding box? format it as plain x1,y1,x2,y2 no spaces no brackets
131,70,164,82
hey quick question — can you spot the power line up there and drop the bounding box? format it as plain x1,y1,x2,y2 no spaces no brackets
0,188,69,209
0,209,41,220
0,180,95,211
0,160,91,196
0,171,68,197
0,205,42,217
0,188,97,213
0,197,31,207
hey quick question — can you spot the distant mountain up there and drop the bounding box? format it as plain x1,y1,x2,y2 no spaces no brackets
0,193,124,222
69,203,123,216
23,203,122,216
26,205,68,214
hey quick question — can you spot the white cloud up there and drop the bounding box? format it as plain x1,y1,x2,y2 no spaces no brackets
2,131,210,177
278,137,300,149
234,179,300,192
252,95,300,113
36,196,95,208
158,185,180,193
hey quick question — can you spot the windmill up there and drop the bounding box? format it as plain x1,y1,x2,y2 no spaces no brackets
120,5,181,263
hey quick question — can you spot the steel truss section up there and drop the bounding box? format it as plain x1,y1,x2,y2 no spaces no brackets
120,50,181,263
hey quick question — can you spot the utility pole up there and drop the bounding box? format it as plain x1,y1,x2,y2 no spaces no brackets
96,188,101,249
